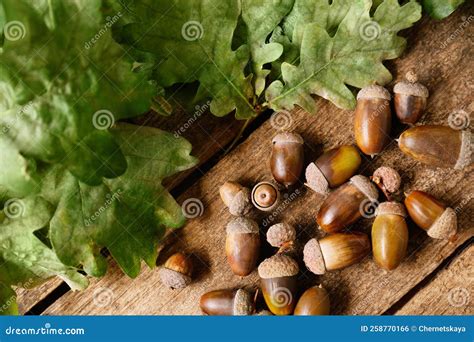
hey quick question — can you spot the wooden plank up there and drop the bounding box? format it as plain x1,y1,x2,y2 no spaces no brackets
395,245,473,315
42,4,474,315
16,104,242,314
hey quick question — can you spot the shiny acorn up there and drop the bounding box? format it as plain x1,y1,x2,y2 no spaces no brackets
372,202,408,270
258,254,299,315
251,181,280,211
294,285,330,315
393,72,428,125
316,175,379,233
305,145,361,194
200,288,254,315
354,85,392,157
219,181,252,216
225,217,260,276
303,232,371,275
404,190,458,240
398,125,471,170
158,252,193,289
270,132,304,187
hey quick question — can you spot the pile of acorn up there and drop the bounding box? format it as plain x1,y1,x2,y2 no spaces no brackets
158,72,471,315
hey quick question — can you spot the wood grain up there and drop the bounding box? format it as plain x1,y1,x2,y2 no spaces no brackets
41,5,473,315
396,245,473,315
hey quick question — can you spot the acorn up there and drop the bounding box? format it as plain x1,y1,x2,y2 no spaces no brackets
158,252,193,289
219,181,252,216
270,132,304,187
200,288,254,315
393,72,428,125
316,175,379,233
251,181,280,211
258,254,299,315
303,232,371,275
266,223,296,249
294,285,330,315
305,145,361,194
371,166,401,200
225,217,260,276
372,202,408,270
354,85,392,157
404,190,457,240
398,125,471,170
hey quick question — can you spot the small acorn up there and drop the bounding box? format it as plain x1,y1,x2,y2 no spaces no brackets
219,181,252,216
225,217,260,276
158,252,193,289
270,132,304,187
258,254,299,315
404,190,457,240
372,202,408,270
200,288,254,315
305,145,362,194
266,222,296,249
398,125,471,170
393,72,428,125
251,181,280,211
294,285,330,316
316,175,379,233
354,85,392,157
371,166,402,200
303,232,371,275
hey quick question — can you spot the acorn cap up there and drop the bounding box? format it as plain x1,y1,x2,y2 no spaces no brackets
272,131,304,145
357,85,391,101
258,254,299,279
350,175,379,202
266,223,296,247
303,238,326,275
226,217,259,235
255,310,273,316
228,187,252,216
372,166,401,193
427,207,457,239
158,267,192,289
454,129,472,170
376,202,407,217
233,289,254,315
394,72,429,98
305,162,330,194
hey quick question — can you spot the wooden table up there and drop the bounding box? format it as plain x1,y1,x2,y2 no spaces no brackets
17,3,473,316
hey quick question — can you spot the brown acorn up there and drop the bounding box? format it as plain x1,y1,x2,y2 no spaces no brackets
372,202,408,270
393,72,428,125
219,181,252,216
371,166,402,200
398,125,471,170
200,288,254,315
316,175,379,233
158,252,193,289
225,217,260,276
305,145,362,194
266,223,296,248
294,285,330,315
404,190,457,240
354,85,392,157
258,254,299,315
303,232,371,275
270,132,304,187
251,181,280,211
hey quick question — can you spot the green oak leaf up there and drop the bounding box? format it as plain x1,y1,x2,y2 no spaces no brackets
113,0,257,119
266,0,422,113
423,0,465,19
40,124,197,278
241,0,294,96
0,0,156,195
0,284,18,315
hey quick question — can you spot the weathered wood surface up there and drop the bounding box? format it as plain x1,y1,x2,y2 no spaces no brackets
40,5,473,315
396,245,473,315
16,107,241,314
